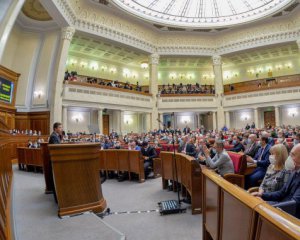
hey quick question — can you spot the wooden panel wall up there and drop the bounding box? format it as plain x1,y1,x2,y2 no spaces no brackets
15,111,50,135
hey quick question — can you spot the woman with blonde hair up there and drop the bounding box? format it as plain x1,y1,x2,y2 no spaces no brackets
251,144,291,196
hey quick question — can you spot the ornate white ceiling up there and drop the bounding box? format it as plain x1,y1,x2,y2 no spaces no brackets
111,0,296,28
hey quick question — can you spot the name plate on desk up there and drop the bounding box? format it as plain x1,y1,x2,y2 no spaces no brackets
48,143,106,217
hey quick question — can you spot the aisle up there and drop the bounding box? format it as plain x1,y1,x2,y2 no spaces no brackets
12,167,202,240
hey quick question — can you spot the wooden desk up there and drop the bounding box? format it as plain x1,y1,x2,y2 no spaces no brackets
245,163,257,175
201,166,300,240
255,203,300,240
99,149,145,182
160,151,202,214
17,147,43,171
48,143,106,217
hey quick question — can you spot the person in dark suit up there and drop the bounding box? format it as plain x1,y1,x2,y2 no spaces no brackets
49,122,63,144
254,144,300,218
183,126,191,135
228,136,245,153
184,138,197,157
251,122,255,129
141,141,157,178
244,134,260,158
245,136,271,189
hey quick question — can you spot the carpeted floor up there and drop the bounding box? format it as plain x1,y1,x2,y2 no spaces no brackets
13,167,202,240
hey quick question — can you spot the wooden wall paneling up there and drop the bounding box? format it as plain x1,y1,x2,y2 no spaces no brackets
263,111,275,128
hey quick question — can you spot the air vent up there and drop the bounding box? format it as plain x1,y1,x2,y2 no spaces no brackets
272,12,283,17
284,2,299,12
193,29,212,32
98,0,109,5
167,27,185,31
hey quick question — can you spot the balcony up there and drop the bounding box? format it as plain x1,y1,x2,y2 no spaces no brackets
63,82,153,109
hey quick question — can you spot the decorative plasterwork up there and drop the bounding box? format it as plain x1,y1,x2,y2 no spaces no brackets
61,26,75,40
42,0,300,56
22,0,52,21
110,0,294,29
212,55,222,66
149,53,159,65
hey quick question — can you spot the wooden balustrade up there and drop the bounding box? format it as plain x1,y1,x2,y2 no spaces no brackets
202,166,300,240
224,74,300,95
160,151,202,214
0,128,13,240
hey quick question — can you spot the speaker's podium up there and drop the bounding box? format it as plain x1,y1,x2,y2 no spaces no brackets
48,143,106,217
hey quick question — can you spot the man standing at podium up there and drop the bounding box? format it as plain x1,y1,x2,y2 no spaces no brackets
49,122,63,144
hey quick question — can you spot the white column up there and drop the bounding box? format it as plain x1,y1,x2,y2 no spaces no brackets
98,109,103,134
62,106,68,132
145,113,151,132
0,0,25,62
212,112,217,131
212,55,225,130
159,113,164,129
225,111,230,129
120,110,125,136
198,113,202,127
50,27,75,129
254,108,259,128
149,53,159,130
275,106,281,127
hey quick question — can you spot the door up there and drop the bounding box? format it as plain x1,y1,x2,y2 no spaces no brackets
103,115,109,135
264,111,275,128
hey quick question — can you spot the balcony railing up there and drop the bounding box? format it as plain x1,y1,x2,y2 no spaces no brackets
224,74,300,95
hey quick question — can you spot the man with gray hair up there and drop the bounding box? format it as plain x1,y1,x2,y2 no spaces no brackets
244,134,260,158
200,141,234,176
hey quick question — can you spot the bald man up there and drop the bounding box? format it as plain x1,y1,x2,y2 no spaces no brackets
255,144,300,218
244,134,260,158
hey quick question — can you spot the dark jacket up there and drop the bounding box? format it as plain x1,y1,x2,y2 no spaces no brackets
185,143,197,157
229,143,245,153
254,144,271,170
245,142,260,158
262,171,300,218
49,132,61,144
141,146,157,162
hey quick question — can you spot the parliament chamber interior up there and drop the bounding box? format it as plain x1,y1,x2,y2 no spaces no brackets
1,0,300,239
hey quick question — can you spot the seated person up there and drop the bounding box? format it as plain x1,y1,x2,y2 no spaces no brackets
244,134,260,158
141,141,157,178
251,144,291,196
27,139,33,148
245,136,271,189
181,138,197,158
254,144,300,219
228,136,245,152
277,130,290,153
199,141,234,176
128,140,141,151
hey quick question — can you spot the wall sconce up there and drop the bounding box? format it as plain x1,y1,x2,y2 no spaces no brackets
124,115,133,125
140,61,148,69
288,108,298,118
110,67,116,74
72,115,83,123
101,66,107,71
241,114,250,121
34,90,43,99
181,116,191,124
90,63,98,70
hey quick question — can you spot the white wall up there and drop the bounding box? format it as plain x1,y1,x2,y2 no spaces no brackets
231,111,254,130
123,113,139,134
175,112,196,130
67,109,91,134
1,24,60,110
223,55,300,85
281,107,300,126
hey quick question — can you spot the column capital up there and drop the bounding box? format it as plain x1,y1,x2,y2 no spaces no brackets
212,55,222,65
149,53,160,65
61,26,75,41
296,39,300,49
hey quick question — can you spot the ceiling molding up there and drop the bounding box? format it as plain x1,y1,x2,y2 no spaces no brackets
40,0,300,56
16,11,59,32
